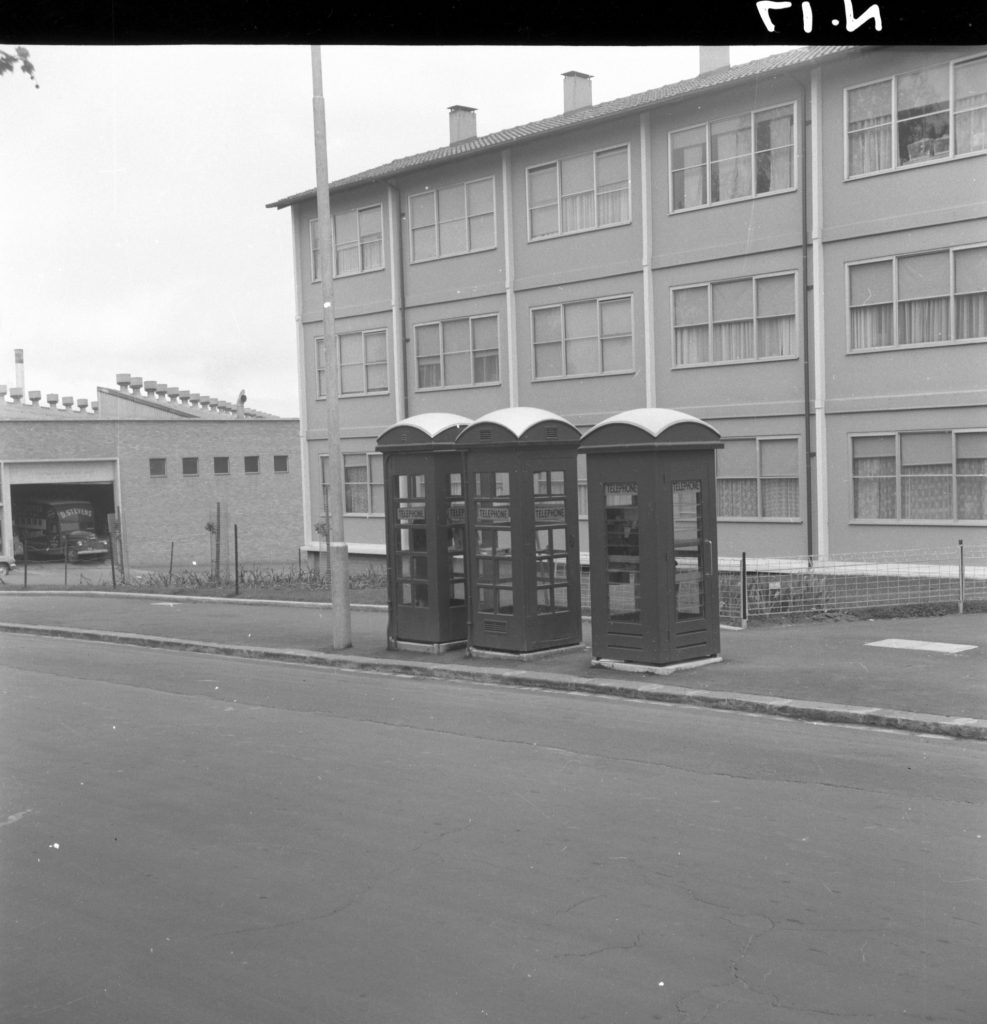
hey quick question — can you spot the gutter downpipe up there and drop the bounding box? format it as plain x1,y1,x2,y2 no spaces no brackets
640,113,657,407
794,72,816,567
810,67,829,562
501,149,519,407
292,206,314,554
387,182,409,419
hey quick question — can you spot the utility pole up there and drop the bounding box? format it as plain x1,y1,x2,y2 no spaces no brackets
311,45,352,649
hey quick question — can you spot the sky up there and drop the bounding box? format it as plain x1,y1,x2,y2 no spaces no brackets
0,44,797,419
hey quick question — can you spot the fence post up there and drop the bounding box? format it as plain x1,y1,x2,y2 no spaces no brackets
740,551,748,629
958,539,965,615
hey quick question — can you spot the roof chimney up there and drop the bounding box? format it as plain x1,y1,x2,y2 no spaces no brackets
77,398,89,412
563,71,593,113
116,373,132,390
699,45,730,75
14,349,25,391
10,388,23,404
29,390,41,405
449,105,477,144
47,393,59,408
62,396,74,410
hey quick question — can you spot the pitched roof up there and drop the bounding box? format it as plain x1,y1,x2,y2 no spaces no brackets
267,45,867,210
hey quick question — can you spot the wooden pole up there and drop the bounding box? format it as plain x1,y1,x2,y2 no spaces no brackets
311,45,351,649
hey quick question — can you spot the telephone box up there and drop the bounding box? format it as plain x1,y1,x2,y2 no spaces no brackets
376,413,473,653
580,408,723,669
456,408,582,656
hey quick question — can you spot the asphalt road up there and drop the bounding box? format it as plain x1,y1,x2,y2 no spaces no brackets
1,634,984,1024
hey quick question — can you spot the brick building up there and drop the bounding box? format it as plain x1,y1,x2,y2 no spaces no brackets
0,369,303,573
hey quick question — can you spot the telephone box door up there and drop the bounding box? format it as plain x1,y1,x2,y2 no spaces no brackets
660,453,719,662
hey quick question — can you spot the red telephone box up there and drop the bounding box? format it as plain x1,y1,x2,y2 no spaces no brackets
376,413,473,652
580,408,723,669
456,408,583,657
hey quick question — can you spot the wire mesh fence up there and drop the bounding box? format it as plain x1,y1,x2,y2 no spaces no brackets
718,544,987,623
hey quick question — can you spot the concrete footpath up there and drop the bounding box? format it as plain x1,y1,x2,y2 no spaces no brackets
0,590,984,740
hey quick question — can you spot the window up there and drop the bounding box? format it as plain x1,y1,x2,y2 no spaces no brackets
673,273,797,366
309,218,320,282
853,431,987,521
527,145,630,238
409,178,495,260
848,246,987,350
333,205,383,276
274,455,288,473
322,453,384,516
244,456,259,474
415,315,500,389
182,457,198,477
670,104,795,211
214,456,229,475
149,458,166,477
338,329,388,395
315,337,327,398
717,438,800,519
532,296,633,379
846,55,987,177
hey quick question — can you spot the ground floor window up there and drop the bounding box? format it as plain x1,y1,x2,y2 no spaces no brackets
322,452,384,516
852,430,987,521
717,437,800,519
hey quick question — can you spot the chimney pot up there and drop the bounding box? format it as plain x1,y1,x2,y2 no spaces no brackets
116,373,132,389
563,71,593,113
91,401,99,413
448,105,477,145
143,380,157,395
47,393,59,407
29,390,41,405
62,396,74,409
129,376,143,394
178,390,190,404
166,386,180,401
77,398,89,412
10,387,23,404
699,45,730,75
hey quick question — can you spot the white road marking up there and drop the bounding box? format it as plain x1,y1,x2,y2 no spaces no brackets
866,639,978,655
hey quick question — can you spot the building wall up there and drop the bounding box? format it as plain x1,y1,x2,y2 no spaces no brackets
285,46,987,561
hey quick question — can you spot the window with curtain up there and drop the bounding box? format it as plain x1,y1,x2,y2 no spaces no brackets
846,55,987,177
717,438,800,519
852,432,987,521
409,178,495,261
337,329,388,395
671,104,795,211
341,453,384,516
333,205,383,276
414,315,500,389
849,245,987,351
673,273,796,366
531,296,633,379
527,145,630,239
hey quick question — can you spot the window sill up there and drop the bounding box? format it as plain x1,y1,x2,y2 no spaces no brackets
672,354,799,369
332,266,385,280
845,146,985,182
339,390,391,399
718,517,803,524
409,245,498,264
669,185,798,215
416,380,501,393
851,518,981,526
847,336,985,355
532,368,636,384
528,219,632,243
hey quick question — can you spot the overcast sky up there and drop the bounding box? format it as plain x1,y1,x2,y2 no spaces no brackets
0,44,796,418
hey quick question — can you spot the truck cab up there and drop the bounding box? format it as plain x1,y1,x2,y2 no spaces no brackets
13,500,110,564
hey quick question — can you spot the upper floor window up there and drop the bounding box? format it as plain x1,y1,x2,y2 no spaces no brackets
852,431,987,521
717,437,800,519
339,329,388,395
244,456,260,474
415,314,500,390
848,245,987,351
409,179,495,261
670,104,795,211
214,456,229,475
846,55,987,177
149,458,166,477
673,273,797,366
315,337,327,398
532,295,633,379
274,455,289,473
309,218,320,282
182,457,198,477
527,145,630,239
333,205,383,276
